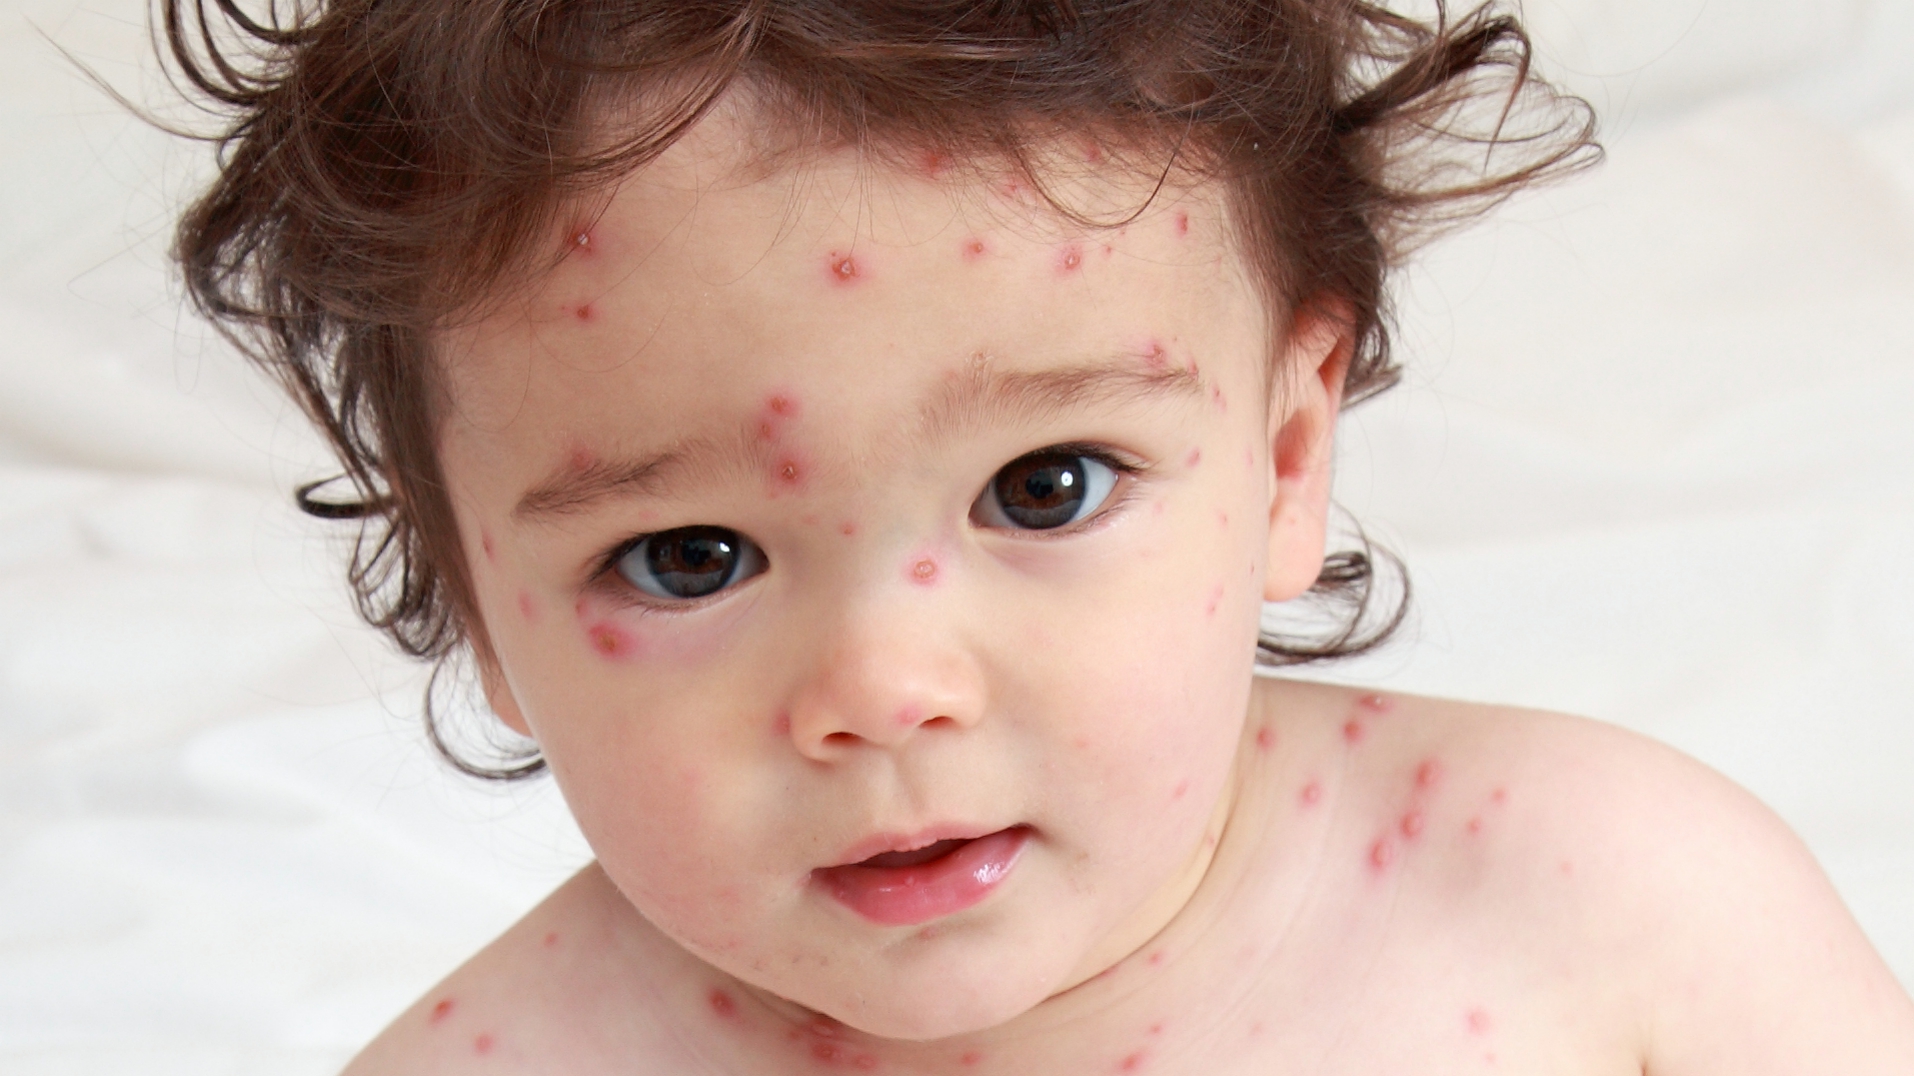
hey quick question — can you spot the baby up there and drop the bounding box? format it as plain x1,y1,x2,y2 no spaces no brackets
159,0,1914,1072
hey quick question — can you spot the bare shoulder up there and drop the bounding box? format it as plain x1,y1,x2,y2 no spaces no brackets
1369,692,1914,1075
342,864,696,1075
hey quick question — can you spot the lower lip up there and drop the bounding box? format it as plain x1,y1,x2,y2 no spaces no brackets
814,828,1030,926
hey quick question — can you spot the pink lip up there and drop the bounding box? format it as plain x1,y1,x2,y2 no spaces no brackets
814,827,1030,926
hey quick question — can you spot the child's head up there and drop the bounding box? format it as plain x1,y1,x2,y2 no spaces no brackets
165,0,1591,1039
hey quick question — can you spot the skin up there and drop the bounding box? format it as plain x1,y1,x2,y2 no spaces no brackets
346,101,1914,1074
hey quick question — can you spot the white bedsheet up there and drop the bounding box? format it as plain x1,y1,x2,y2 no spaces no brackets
2,1,1910,1072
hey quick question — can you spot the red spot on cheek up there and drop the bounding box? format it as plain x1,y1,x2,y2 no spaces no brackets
1255,725,1275,752
1174,211,1190,236
474,1033,495,1055
517,590,537,621
1212,385,1227,412
1058,244,1084,274
1185,447,1202,467
1359,692,1393,713
1467,1008,1493,1035
772,711,792,736
768,394,797,417
960,1051,984,1066
920,150,950,177
429,998,455,1024
1491,787,1509,805
588,624,633,658
543,931,559,948
1119,1049,1147,1071
771,455,805,491
480,530,496,562
572,301,594,323
962,237,988,261
1416,759,1442,789
827,251,862,285
910,557,939,584
1368,837,1395,871
1300,780,1322,807
1400,810,1425,838
708,989,737,1019
1171,780,1189,800
839,521,857,537
1343,718,1367,744
1467,816,1483,834
567,447,596,473
1143,340,1168,370
1147,950,1165,966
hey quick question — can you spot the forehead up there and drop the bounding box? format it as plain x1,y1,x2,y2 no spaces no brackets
437,105,1266,466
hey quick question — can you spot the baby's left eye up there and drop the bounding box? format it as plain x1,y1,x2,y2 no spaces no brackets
971,449,1122,531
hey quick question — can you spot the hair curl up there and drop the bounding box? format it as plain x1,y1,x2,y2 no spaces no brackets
159,0,1597,777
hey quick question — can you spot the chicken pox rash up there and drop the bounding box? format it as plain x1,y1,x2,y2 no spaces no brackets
1342,718,1368,744
1466,1008,1494,1035
1415,759,1443,790
1300,780,1323,807
543,931,559,948
707,989,738,1020
474,1033,495,1055
1255,725,1275,751
429,998,455,1024
1205,584,1224,617
1057,244,1085,274
571,301,595,323
1358,692,1393,713
480,530,496,562
1368,837,1396,873
1399,810,1425,838
1174,211,1190,237
1118,1049,1148,1071
1185,447,1202,468
826,251,862,286
961,237,989,261
516,590,537,622
960,1051,983,1066
909,556,940,585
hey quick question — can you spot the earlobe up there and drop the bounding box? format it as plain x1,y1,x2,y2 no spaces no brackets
1262,305,1354,604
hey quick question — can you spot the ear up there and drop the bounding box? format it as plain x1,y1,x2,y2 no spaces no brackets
1263,304,1354,603
474,642,535,738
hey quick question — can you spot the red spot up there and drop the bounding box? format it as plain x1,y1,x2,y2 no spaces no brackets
1399,810,1425,838
1243,446,1255,470
1358,692,1392,712
839,521,857,536
480,530,496,562
910,557,939,584
1300,780,1322,806
1211,385,1227,412
542,931,559,948
812,1042,843,1063
1559,860,1575,877
516,590,537,621
1205,584,1223,617
1174,211,1190,236
920,150,951,178
1146,950,1164,966
1466,1008,1493,1035
771,455,805,491
960,1051,983,1066
1083,141,1104,163
962,237,988,261
589,625,626,657
1171,780,1189,800
1467,816,1483,834
566,447,596,473
1415,759,1442,789
772,711,792,735
1217,510,1230,530
998,178,1024,199
1255,725,1275,751
573,301,594,322
1148,1023,1164,1036
429,998,455,1024
474,1033,495,1055
768,394,798,417
1249,1021,1264,1037
1118,1050,1147,1072
1368,837,1395,871
1185,448,1202,467
894,704,923,728
572,228,594,255
1342,719,1367,744
1143,340,1168,369
1491,787,1508,805
1058,244,1084,274
708,989,737,1019
828,252,861,285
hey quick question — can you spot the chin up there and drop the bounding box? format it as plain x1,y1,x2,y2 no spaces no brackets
809,944,1065,1042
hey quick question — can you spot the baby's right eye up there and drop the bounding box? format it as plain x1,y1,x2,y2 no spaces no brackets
615,526,767,601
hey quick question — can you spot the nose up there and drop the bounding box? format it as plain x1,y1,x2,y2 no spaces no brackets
781,598,986,760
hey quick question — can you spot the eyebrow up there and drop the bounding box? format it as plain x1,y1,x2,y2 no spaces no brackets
510,357,1204,523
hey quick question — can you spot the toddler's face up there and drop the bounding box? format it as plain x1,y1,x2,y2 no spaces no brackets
439,108,1340,1039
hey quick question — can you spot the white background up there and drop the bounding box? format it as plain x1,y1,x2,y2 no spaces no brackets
1,1,1910,1072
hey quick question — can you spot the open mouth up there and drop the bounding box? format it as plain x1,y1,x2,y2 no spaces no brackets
813,827,1031,927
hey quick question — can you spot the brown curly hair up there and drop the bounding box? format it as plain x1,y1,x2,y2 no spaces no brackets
159,0,1596,777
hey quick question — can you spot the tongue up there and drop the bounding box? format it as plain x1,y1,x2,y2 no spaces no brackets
860,838,969,869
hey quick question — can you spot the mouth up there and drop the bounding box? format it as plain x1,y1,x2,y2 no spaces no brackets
813,826,1031,927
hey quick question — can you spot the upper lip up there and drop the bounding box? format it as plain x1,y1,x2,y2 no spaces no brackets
823,824,1011,869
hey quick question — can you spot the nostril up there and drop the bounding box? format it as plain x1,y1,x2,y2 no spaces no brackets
823,731,860,747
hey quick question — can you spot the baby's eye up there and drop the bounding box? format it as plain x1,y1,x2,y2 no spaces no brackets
615,526,767,601
971,449,1122,531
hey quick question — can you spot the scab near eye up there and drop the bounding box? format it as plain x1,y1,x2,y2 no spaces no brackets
972,450,1120,531
616,526,766,601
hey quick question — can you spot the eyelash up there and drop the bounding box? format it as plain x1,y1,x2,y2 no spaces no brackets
586,441,1149,605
